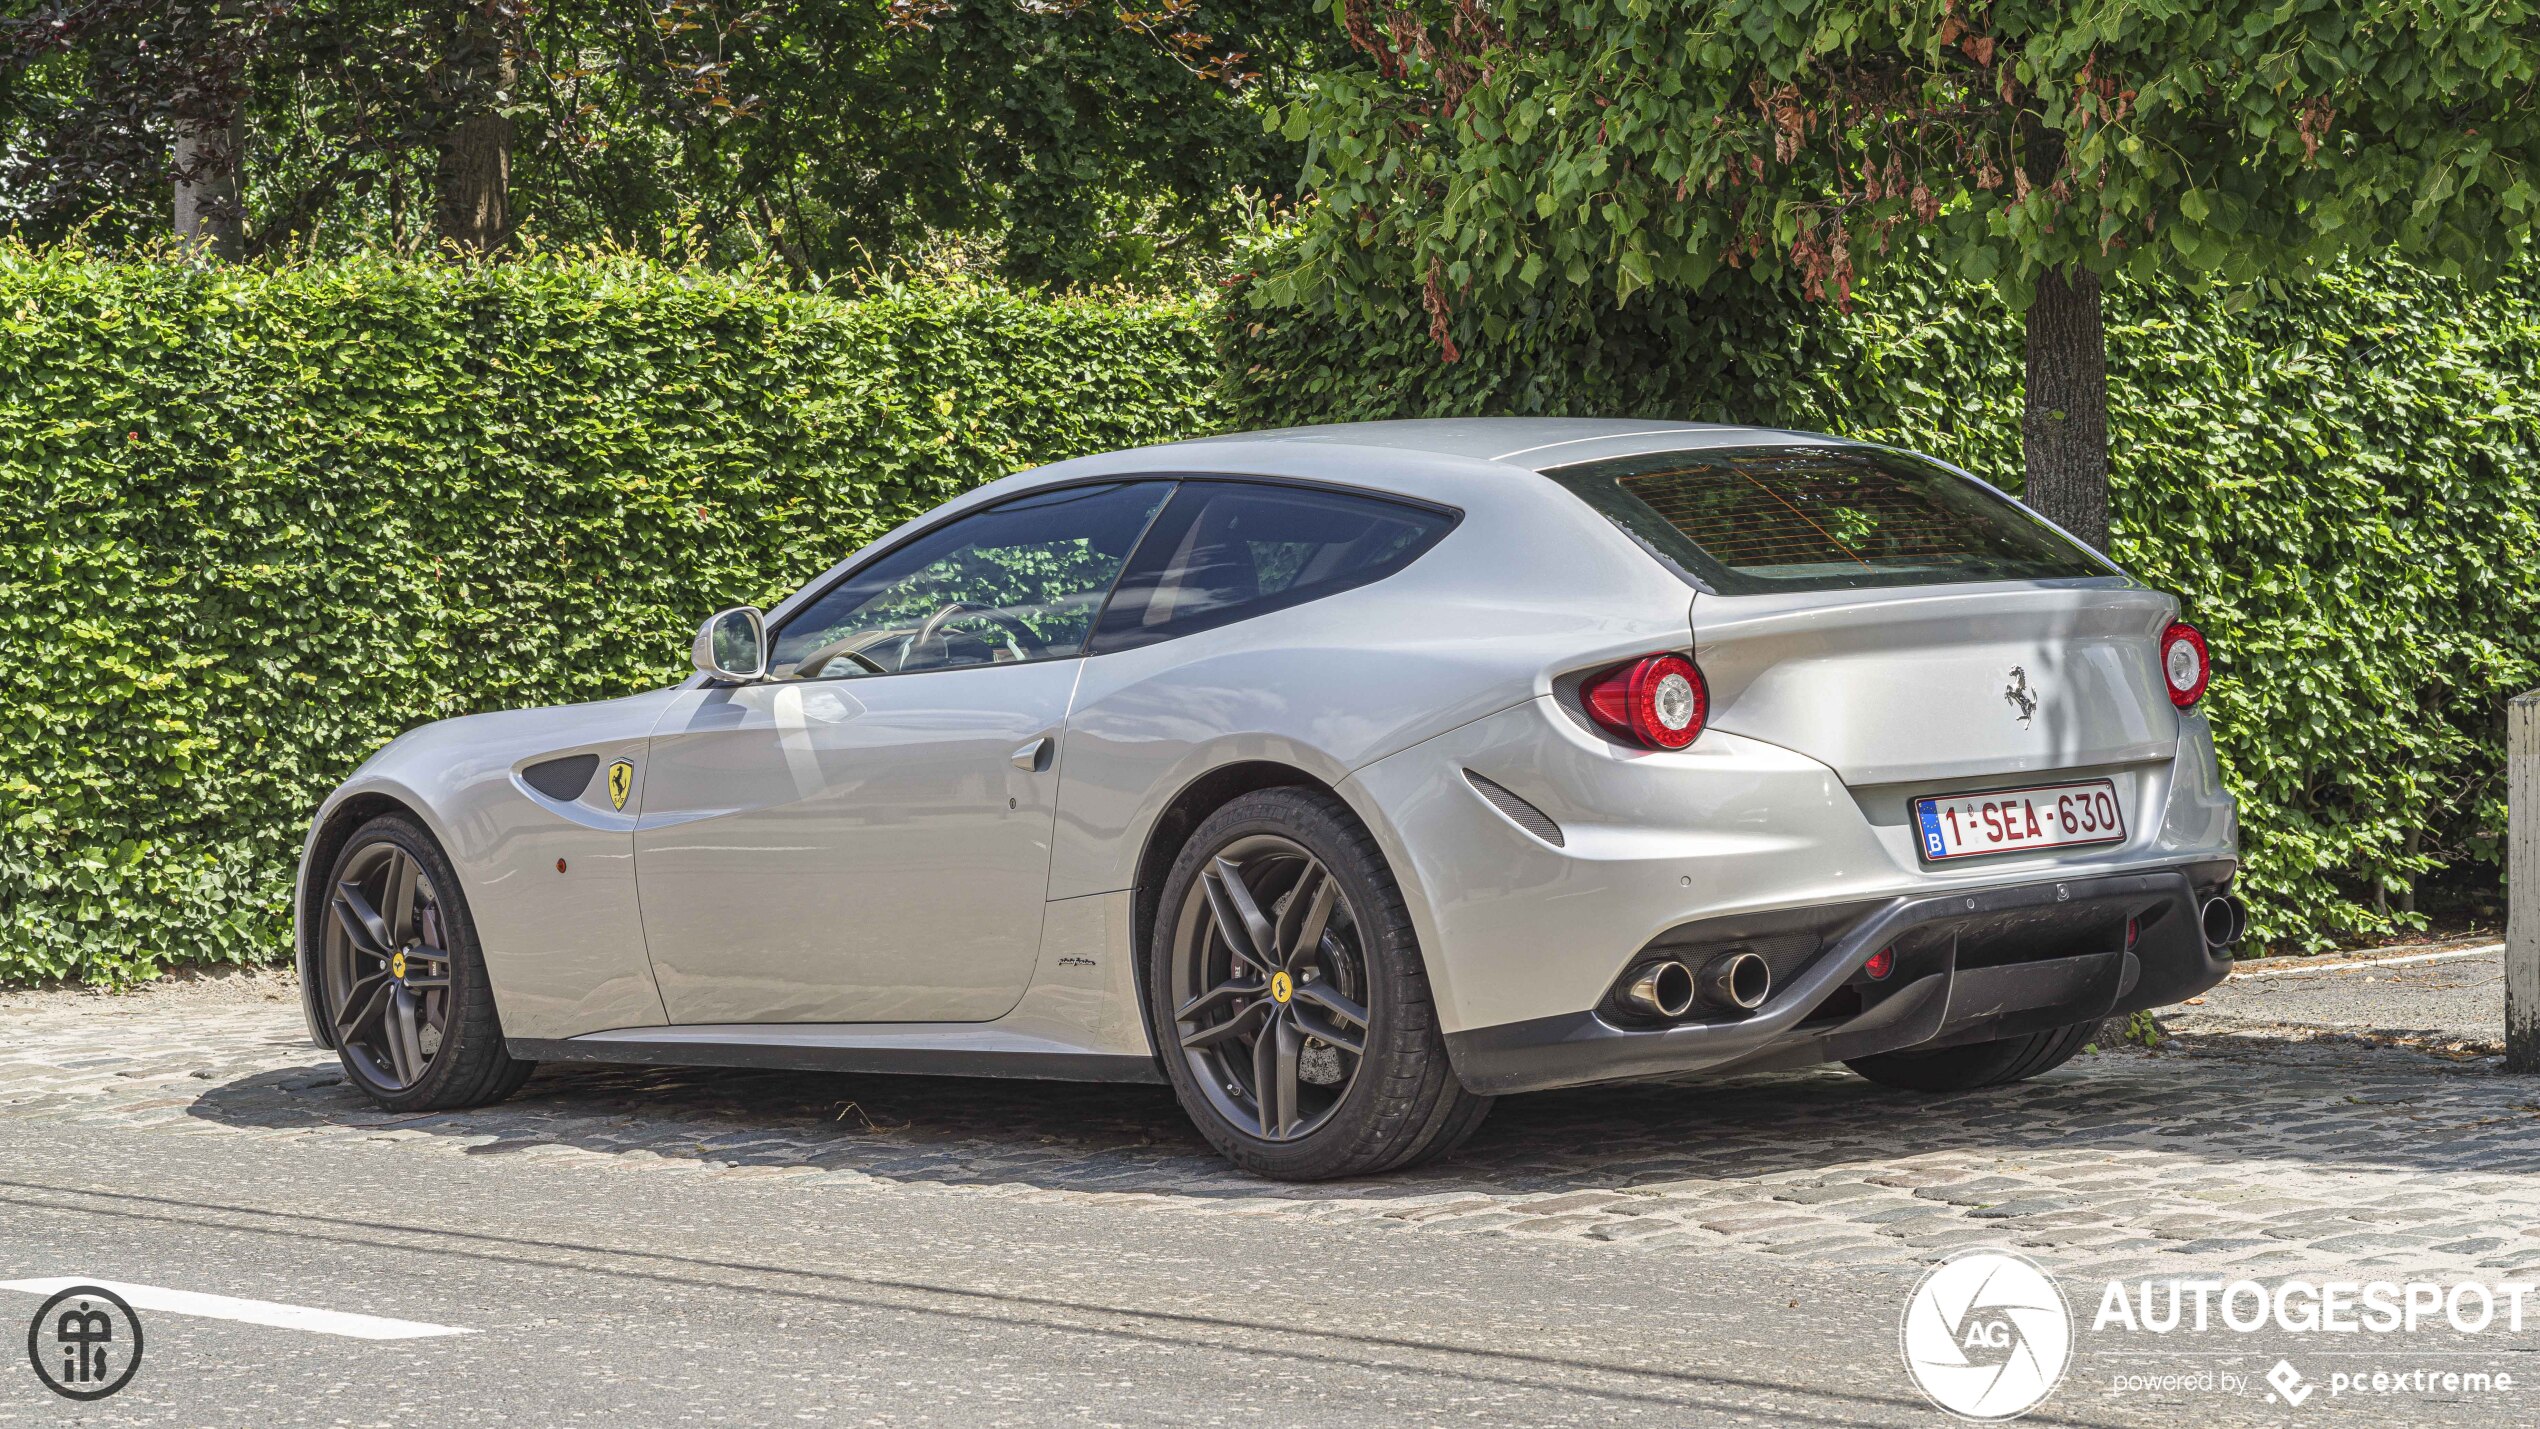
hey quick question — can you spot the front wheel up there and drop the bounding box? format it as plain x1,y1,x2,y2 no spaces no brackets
1843,1019,2098,1093
1148,787,1491,1180
316,812,535,1111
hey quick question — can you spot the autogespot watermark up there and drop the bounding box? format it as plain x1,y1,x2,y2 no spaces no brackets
1902,1249,2073,1419
2091,1275,2540,1336
1900,1252,2534,1421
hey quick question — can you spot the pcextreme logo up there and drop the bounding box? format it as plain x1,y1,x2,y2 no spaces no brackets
1901,1249,2073,1420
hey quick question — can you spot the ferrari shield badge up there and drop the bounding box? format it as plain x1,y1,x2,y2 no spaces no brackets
607,759,634,811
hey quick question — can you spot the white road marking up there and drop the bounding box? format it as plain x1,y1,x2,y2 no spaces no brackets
0,1279,472,1340
2231,943,2506,980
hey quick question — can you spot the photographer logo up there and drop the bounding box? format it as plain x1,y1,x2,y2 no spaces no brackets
25,1284,143,1401
1902,1249,2072,1420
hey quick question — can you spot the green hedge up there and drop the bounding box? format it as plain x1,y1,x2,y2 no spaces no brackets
0,253,1222,984
1226,255,2540,949
6,248,2531,985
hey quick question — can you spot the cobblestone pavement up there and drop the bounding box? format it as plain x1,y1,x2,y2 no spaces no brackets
9,968,2540,1286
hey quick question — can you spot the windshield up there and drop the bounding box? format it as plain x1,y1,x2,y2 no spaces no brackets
1541,445,2111,594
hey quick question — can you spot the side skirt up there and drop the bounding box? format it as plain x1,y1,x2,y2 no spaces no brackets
508,1024,1165,1085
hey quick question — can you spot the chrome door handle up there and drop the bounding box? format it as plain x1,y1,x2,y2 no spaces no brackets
1010,736,1053,772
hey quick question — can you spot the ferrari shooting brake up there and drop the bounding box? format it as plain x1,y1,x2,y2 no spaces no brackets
297,419,2243,1180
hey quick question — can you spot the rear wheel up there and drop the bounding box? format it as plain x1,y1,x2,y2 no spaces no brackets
1843,1019,2098,1093
317,813,535,1111
1149,787,1491,1180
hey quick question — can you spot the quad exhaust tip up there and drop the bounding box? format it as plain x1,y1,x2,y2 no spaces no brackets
1698,950,1772,1014
2200,895,2249,949
1624,960,1697,1019
1624,951,1773,1020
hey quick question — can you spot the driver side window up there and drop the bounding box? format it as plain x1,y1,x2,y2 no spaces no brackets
766,481,1171,680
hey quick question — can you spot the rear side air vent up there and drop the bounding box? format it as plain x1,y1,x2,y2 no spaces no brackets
522,753,600,802
1465,771,1565,847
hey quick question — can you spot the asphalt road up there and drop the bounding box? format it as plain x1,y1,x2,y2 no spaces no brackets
0,1118,1951,1427
2175,943,2506,1048
4,951,2537,1427
13,1115,2523,1429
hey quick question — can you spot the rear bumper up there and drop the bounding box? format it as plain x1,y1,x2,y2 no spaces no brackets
1346,694,2239,1040
1442,864,2233,1096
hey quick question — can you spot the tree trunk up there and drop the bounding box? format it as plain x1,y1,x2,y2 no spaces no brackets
2021,267,2110,551
2507,690,2539,1072
434,11,515,253
173,118,245,261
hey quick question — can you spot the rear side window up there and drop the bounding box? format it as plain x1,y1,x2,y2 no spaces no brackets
1088,481,1454,653
1542,446,2108,594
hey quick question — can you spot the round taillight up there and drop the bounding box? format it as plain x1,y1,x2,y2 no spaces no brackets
1863,946,1894,981
2160,621,2210,709
1583,653,1708,750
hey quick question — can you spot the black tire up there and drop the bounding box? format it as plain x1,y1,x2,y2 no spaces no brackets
1843,1019,2098,1093
315,812,536,1111
1146,787,1491,1180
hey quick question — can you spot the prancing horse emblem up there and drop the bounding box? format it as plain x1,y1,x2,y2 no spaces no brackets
2004,667,2039,727
607,758,635,811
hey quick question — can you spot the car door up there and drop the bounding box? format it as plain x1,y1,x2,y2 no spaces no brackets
634,480,1174,1025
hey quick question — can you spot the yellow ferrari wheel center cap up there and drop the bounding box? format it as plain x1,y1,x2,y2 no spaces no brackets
1268,971,1293,1004
391,952,408,979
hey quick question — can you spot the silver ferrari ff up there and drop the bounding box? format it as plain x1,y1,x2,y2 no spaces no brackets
296,419,2242,1180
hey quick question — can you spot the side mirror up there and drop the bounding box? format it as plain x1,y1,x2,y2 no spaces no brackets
693,606,768,683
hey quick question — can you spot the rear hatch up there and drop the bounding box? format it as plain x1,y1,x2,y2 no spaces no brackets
1689,582,2177,785
1540,442,2180,787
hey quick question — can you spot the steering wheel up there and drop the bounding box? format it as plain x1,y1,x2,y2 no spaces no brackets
913,600,1032,665
789,637,890,680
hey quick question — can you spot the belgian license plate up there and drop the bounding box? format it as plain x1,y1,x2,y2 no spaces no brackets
1913,780,2125,862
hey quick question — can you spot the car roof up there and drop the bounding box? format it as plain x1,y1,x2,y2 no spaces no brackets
768,420,1928,635
1160,417,1842,473
981,417,1864,535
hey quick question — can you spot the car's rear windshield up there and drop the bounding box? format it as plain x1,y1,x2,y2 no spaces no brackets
1541,445,2110,594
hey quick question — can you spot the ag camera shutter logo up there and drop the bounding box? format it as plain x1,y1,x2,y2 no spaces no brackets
1901,1248,2073,1420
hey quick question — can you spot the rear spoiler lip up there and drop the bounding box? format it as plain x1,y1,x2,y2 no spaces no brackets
1687,579,2180,666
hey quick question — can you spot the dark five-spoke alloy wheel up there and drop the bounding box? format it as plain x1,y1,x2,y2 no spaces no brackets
1150,787,1491,1180
1172,832,1370,1142
318,813,535,1110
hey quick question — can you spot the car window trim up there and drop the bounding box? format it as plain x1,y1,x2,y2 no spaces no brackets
762,478,1178,682
1081,475,1465,657
764,473,1464,677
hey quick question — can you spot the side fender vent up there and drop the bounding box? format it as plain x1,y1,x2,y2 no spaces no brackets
1464,770,1565,848
522,753,601,802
